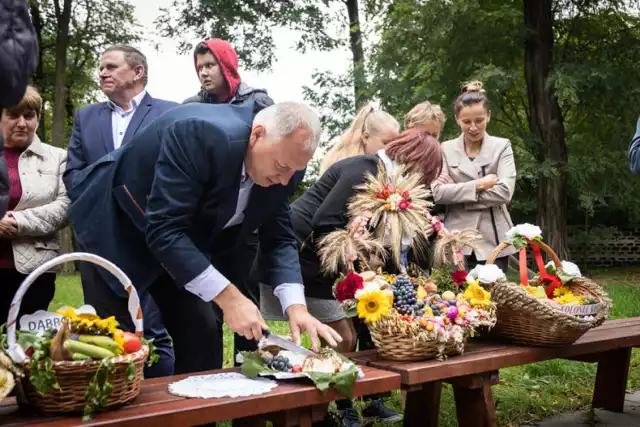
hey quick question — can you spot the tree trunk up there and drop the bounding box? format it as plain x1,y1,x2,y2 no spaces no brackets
523,0,569,259
30,0,46,142
52,0,75,273
51,0,71,149
345,0,367,108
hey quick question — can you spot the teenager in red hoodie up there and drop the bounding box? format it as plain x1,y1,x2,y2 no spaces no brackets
183,38,273,111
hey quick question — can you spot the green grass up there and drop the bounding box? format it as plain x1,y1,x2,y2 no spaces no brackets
50,269,640,427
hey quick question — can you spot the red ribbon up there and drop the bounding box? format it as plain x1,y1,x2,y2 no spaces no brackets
519,247,528,286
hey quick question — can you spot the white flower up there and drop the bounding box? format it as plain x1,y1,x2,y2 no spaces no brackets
354,281,382,299
468,264,505,284
545,260,582,278
451,325,464,343
505,223,543,242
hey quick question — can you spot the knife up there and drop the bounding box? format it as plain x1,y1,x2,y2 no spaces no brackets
262,330,315,357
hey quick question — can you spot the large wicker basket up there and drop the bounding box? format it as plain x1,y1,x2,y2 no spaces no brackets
5,252,149,415
485,242,611,347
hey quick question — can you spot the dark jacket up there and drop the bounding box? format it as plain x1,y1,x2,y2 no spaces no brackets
630,117,640,175
63,92,178,191
0,0,38,215
183,82,274,113
0,0,38,109
68,102,304,297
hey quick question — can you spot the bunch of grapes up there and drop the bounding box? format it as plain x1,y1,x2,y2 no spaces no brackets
267,355,292,372
393,276,426,316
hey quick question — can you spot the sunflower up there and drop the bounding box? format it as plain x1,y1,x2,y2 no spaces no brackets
357,289,391,323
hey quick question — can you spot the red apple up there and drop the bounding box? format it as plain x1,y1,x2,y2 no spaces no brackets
122,332,142,354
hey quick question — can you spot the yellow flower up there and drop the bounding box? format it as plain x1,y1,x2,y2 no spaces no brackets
357,289,391,323
554,293,583,305
464,283,492,308
553,287,571,298
56,306,79,320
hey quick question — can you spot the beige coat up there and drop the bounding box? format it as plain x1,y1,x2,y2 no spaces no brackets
431,133,517,260
7,136,70,274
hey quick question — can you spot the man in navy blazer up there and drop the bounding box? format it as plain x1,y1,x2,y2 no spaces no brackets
64,45,177,377
63,45,177,190
67,101,342,375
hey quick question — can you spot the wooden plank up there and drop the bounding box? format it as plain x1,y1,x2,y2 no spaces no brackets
365,323,640,385
403,382,441,427
592,348,632,412
2,366,400,427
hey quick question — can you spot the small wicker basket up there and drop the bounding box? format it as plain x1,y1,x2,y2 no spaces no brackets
485,242,611,347
5,252,148,415
368,324,464,361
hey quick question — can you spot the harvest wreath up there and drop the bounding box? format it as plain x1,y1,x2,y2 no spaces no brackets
318,163,485,361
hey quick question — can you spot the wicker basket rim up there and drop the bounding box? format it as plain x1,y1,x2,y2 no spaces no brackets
22,345,149,369
491,281,608,324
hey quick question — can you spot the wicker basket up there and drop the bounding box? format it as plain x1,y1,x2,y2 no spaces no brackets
5,252,149,415
485,242,611,347
369,324,464,361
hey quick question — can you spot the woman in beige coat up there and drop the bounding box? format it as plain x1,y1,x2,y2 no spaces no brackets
0,86,69,322
431,81,516,272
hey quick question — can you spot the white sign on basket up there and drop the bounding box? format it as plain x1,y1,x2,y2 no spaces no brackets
19,305,97,332
546,301,601,316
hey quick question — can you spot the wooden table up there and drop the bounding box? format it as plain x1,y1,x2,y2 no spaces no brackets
351,318,640,427
1,366,401,427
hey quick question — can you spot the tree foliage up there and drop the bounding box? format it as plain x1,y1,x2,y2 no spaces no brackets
369,0,640,234
30,0,140,145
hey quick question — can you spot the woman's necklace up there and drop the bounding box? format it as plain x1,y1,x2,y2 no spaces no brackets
464,140,482,158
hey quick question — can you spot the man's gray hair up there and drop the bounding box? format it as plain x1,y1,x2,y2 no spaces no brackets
253,102,322,153
103,45,148,86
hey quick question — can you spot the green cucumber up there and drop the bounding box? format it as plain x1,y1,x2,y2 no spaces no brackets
72,352,92,361
77,334,120,353
64,339,116,359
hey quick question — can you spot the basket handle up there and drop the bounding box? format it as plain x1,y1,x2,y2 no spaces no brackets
6,252,143,364
486,240,562,286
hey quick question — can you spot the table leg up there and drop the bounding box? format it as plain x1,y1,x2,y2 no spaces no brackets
269,405,323,427
453,382,497,427
403,382,442,427
592,347,632,412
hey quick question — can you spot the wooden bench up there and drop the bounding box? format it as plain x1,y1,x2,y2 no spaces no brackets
351,318,640,427
1,365,400,427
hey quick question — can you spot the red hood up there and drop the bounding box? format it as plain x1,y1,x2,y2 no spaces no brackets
195,38,241,103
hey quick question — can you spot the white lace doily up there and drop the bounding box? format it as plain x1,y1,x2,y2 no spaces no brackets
168,372,278,399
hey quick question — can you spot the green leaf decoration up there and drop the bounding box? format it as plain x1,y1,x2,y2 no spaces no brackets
511,235,528,249
239,352,280,379
557,270,575,285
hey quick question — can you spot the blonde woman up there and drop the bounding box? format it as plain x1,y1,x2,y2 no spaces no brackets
404,100,446,140
320,104,400,175
431,81,517,272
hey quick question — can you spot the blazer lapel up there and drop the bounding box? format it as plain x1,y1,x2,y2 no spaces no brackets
240,185,267,236
122,93,152,146
451,135,479,180
472,133,496,169
101,104,114,153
